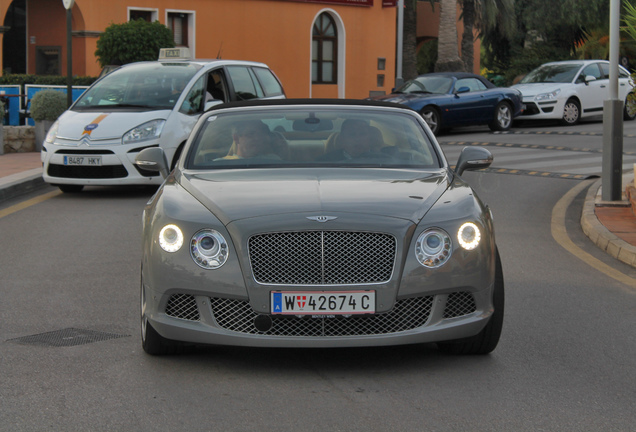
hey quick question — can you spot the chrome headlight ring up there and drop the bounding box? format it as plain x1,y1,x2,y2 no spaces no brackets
190,229,229,269
415,228,452,268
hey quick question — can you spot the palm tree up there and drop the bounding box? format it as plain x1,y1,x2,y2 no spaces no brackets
435,0,465,72
403,0,419,81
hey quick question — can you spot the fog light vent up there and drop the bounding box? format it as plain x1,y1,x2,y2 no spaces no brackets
443,292,477,318
166,294,200,321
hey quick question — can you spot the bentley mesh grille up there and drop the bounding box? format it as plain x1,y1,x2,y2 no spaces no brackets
443,292,476,318
248,231,396,285
209,296,433,336
165,294,200,321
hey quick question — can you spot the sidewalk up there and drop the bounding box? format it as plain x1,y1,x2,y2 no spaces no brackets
2,150,636,268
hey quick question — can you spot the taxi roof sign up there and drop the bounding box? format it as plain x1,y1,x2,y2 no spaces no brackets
158,47,192,60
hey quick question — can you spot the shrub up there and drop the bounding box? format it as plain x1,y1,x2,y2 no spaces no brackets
30,89,68,122
95,19,175,67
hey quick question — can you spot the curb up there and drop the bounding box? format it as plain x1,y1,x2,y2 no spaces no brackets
0,168,46,204
581,177,636,268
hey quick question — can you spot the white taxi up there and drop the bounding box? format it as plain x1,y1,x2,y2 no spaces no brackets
41,48,285,193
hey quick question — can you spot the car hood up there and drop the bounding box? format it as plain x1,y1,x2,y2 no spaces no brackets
511,83,565,98
370,93,438,105
178,168,451,225
57,109,171,140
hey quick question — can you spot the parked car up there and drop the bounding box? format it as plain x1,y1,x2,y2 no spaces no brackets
41,48,285,193
135,98,504,356
369,72,524,135
511,60,635,125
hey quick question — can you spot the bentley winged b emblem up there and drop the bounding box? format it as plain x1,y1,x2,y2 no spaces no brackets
306,216,338,223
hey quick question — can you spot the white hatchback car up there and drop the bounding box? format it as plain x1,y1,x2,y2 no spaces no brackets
41,48,285,193
512,60,635,125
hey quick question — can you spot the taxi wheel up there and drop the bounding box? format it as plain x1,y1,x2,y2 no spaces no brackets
624,97,636,121
58,185,84,193
561,99,580,125
437,248,504,355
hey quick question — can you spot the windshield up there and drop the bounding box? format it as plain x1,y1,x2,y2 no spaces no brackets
185,107,442,170
73,62,202,110
395,76,453,94
519,63,583,84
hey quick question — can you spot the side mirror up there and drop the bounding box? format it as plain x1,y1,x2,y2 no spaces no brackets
455,86,470,95
585,75,597,84
135,147,170,179
204,99,223,111
455,146,493,176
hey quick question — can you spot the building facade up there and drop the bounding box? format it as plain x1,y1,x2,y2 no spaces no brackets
0,0,401,99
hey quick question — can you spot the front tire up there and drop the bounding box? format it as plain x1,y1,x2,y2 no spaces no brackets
141,278,180,355
437,248,504,355
420,106,441,135
488,101,513,131
561,98,581,125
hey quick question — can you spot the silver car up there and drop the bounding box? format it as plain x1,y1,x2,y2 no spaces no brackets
136,99,504,355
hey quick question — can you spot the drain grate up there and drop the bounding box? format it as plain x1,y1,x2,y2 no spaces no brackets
8,328,130,347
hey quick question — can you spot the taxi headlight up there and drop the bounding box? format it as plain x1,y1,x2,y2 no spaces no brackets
191,229,229,269
122,119,165,144
159,224,183,253
457,222,481,250
45,120,60,144
415,228,452,268
535,89,561,101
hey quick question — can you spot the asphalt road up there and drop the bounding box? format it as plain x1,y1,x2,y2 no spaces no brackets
1,118,636,431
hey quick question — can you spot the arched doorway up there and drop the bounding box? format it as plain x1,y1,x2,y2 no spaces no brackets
2,0,26,74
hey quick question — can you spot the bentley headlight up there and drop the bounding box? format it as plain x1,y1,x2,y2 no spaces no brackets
159,224,183,252
191,229,229,269
415,228,452,268
458,222,481,250
122,119,165,144
45,120,60,144
535,89,561,101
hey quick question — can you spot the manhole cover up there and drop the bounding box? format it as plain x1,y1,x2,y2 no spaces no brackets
8,328,129,347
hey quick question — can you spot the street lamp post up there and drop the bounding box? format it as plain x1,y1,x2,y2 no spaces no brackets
63,0,74,108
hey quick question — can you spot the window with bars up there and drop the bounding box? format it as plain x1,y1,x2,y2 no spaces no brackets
312,13,337,84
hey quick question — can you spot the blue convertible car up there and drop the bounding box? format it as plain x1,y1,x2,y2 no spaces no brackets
371,72,524,135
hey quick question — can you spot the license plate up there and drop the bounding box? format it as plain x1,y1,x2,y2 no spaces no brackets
271,291,375,315
63,156,102,166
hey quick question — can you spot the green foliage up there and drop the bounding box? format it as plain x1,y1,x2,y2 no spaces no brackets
30,89,68,122
95,19,175,67
417,39,438,74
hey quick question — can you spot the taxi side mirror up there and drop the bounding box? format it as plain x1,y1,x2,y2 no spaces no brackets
135,147,170,179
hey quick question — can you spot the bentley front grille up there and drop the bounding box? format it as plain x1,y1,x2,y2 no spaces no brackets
248,231,396,285
209,296,433,337
165,294,200,321
443,292,476,318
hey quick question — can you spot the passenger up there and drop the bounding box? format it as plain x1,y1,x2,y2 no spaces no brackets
218,120,282,160
319,119,382,161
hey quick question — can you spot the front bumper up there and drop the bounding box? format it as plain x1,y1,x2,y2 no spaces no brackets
142,282,494,348
41,142,163,186
519,98,564,120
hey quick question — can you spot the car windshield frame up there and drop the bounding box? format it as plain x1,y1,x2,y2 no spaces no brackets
395,76,454,95
72,62,203,111
519,63,584,84
183,106,443,170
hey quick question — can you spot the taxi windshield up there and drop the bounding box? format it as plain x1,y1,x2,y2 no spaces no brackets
185,107,442,170
73,62,202,111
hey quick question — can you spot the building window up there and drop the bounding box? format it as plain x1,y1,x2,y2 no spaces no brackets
128,8,158,22
312,13,337,84
168,13,189,47
35,46,61,75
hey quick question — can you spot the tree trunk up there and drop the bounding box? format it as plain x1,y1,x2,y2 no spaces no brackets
403,0,419,81
435,0,465,72
461,0,475,73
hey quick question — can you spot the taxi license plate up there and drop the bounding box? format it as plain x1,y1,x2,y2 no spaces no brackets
271,291,375,315
63,156,102,166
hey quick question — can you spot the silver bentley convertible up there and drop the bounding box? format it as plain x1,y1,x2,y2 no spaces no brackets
136,99,504,355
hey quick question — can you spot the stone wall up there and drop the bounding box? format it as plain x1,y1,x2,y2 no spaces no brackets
2,126,36,153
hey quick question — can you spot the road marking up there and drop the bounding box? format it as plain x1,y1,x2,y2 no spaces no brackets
551,180,636,290
0,190,61,219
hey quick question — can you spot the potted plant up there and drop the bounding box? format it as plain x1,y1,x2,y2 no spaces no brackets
29,89,68,151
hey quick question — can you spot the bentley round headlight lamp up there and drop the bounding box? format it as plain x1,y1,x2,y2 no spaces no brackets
415,228,452,268
191,229,228,269
458,222,481,250
159,224,183,252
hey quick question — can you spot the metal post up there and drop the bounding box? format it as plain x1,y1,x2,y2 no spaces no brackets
602,0,624,201
395,0,404,88
66,7,72,108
